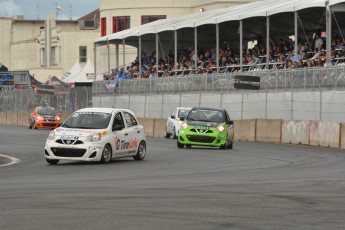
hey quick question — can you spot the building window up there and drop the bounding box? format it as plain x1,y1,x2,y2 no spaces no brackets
79,46,87,63
51,47,56,66
141,15,166,25
112,16,130,33
40,48,46,67
101,17,106,36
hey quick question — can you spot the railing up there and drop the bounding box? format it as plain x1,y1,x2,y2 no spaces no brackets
93,65,345,97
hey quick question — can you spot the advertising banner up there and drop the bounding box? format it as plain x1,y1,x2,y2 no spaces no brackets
234,75,260,90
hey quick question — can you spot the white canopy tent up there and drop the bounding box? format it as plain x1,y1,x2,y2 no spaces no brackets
94,0,345,75
66,59,95,83
61,59,82,83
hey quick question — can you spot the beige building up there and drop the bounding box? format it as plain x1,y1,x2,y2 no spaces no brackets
0,11,100,83
0,0,259,82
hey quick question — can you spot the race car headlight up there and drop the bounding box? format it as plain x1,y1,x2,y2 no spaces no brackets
182,123,189,129
55,116,61,121
216,125,225,132
86,132,102,142
47,131,55,140
37,115,44,120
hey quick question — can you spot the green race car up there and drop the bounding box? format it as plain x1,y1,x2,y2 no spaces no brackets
177,106,234,149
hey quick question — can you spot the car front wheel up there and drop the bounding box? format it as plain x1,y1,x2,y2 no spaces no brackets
133,141,146,160
177,141,184,148
100,144,112,163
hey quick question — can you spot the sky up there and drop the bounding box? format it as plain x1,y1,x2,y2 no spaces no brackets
0,0,99,20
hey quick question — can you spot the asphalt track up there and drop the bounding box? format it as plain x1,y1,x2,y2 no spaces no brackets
1,125,345,230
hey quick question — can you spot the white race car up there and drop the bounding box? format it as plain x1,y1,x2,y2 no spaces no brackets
44,108,146,164
165,107,191,139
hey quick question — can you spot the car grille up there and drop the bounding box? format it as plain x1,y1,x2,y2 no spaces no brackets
190,128,213,134
42,123,57,127
187,135,216,143
56,139,84,145
50,148,86,157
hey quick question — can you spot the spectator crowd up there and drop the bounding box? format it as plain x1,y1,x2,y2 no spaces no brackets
103,33,345,80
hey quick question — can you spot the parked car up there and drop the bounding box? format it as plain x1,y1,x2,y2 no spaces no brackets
29,106,61,129
177,106,234,149
165,107,192,139
44,107,146,164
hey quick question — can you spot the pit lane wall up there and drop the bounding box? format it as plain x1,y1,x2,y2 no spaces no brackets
1,112,344,150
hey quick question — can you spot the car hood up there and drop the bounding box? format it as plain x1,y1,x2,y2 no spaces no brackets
187,120,220,128
54,127,104,138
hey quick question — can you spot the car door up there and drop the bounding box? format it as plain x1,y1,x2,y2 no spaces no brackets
122,111,141,154
111,112,129,156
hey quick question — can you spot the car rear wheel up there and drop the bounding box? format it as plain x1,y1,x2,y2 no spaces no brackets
165,127,171,138
177,141,184,148
34,120,38,129
46,159,59,165
172,127,177,139
133,141,146,160
100,144,112,163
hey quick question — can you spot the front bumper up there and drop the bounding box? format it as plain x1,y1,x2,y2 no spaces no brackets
44,139,104,162
35,120,59,129
178,128,226,147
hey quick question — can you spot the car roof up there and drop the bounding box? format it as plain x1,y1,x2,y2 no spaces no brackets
76,107,134,114
191,106,225,112
177,107,192,110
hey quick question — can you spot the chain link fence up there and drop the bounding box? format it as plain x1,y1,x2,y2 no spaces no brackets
2,66,345,115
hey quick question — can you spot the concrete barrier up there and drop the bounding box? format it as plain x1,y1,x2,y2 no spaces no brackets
138,118,154,137
256,119,281,143
7,112,18,126
282,120,310,145
153,118,167,138
18,113,28,127
0,112,6,125
310,121,340,148
234,119,256,141
340,123,345,150
1,111,345,151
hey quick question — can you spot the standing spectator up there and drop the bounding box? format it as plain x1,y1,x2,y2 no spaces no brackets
314,34,324,51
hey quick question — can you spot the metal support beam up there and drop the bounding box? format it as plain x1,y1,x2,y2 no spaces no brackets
139,36,142,78
194,27,198,73
156,33,159,75
107,39,110,75
174,30,177,75
294,11,298,64
326,0,332,65
116,44,119,68
239,20,243,71
216,24,219,74
266,16,270,70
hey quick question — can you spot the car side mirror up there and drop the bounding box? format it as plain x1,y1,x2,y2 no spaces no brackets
170,115,176,119
113,124,123,131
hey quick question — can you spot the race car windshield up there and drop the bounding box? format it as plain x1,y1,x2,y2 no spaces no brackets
62,112,111,129
38,107,56,116
187,109,225,124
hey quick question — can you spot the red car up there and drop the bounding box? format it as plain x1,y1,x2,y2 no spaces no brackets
29,106,61,129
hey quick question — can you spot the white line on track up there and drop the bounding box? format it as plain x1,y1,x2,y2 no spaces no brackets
0,154,20,167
